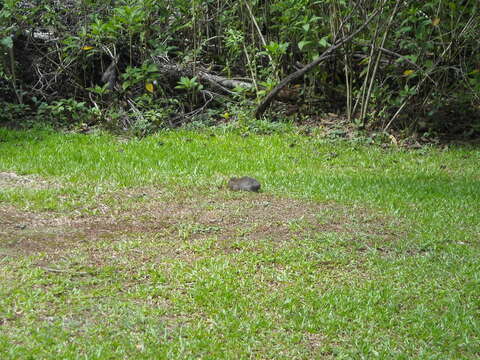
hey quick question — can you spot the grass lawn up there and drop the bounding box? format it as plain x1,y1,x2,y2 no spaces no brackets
0,127,479,359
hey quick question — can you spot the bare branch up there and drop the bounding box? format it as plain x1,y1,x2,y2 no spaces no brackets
255,8,381,119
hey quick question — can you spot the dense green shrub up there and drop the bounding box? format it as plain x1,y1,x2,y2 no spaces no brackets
0,0,478,136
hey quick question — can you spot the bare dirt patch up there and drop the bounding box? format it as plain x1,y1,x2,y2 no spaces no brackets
0,205,77,257
0,171,57,190
0,187,401,263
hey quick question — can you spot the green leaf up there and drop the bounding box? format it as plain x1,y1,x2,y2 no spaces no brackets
318,36,330,48
404,55,418,63
298,40,311,51
0,36,13,49
398,26,412,34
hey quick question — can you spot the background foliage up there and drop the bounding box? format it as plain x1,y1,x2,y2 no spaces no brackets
0,0,479,136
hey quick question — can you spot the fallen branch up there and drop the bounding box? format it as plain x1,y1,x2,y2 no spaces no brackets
151,61,254,92
254,9,381,119
198,71,254,91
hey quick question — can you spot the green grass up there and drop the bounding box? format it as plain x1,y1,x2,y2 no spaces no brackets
0,127,479,359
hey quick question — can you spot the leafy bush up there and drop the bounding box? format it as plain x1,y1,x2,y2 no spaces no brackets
0,0,477,136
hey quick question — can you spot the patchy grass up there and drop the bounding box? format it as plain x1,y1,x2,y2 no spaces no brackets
0,127,479,359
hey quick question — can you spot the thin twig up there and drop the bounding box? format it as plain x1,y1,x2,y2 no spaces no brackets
255,8,381,118
243,0,272,63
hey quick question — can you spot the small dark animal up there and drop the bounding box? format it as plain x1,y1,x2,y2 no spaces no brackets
227,176,261,192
